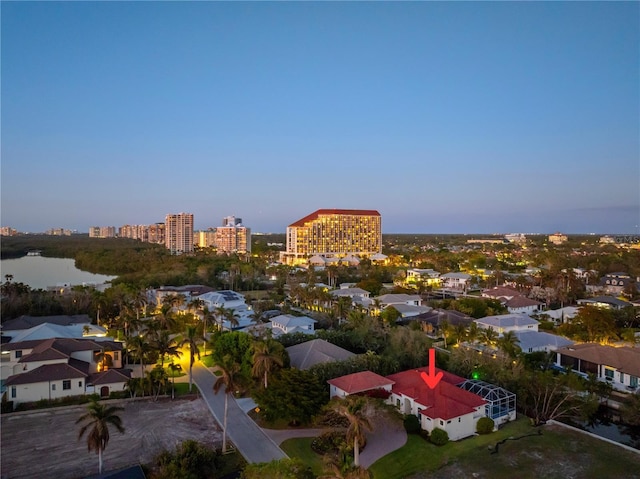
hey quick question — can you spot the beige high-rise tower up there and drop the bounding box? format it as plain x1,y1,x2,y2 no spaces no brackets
165,213,194,254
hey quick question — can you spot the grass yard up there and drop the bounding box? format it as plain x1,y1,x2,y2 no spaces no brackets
369,417,640,479
280,437,325,477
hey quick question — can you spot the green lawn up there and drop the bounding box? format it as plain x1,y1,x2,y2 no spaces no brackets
369,418,533,479
369,418,640,479
280,437,325,476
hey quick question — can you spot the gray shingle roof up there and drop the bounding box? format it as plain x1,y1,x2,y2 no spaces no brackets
286,339,355,370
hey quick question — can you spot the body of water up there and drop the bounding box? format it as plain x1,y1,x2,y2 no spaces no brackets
0,255,116,290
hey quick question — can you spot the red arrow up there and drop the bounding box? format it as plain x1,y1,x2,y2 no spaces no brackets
420,348,443,389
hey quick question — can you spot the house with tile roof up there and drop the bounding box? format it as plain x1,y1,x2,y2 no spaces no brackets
328,371,395,399
556,343,640,392
482,287,542,314
286,339,356,370
1,338,126,405
328,367,493,441
387,367,487,441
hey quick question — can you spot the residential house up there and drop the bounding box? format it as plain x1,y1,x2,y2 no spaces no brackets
556,343,640,392
482,287,542,314
386,367,487,441
269,314,316,337
405,269,441,289
577,296,631,310
328,367,513,441
328,371,395,399
513,331,574,354
286,339,356,370
405,309,474,335
373,293,430,318
2,338,127,405
586,273,635,296
440,272,473,291
474,314,539,335
196,290,254,330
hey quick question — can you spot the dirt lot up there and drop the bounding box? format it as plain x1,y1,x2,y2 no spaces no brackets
1,397,221,479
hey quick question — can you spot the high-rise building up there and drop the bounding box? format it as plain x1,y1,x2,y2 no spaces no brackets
281,209,382,264
89,226,116,238
165,213,194,254
118,224,148,241
215,217,251,255
147,223,165,245
194,229,216,248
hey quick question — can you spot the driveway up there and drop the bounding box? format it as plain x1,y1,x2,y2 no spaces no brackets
192,362,287,464
360,410,407,468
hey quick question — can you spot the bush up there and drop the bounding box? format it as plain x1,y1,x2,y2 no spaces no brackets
152,440,219,479
476,417,495,435
429,427,449,446
311,431,347,455
403,415,421,434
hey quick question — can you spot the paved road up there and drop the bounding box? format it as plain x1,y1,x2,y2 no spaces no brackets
192,362,288,464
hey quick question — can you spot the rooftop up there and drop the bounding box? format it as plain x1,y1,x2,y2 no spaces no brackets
289,209,381,228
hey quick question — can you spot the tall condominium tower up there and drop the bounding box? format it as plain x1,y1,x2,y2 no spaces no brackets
281,209,381,264
165,213,194,254
215,216,251,255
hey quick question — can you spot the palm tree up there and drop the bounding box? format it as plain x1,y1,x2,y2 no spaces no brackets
127,335,149,385
439,319,452,348
214,306,227,331
481,326,498,349
213,357,244,453
151,330,181,368
454,323,467,345
180,325,201,392
331,396,372,467
496,331,521,358
76,400,125,475
466,322,480,344
224,307,240,330
252,340,284,389
320,453,371,479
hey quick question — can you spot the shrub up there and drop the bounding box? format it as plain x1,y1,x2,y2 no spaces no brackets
429,427,449,446
403,415,421,434
311,431,347,455
476,417,495,435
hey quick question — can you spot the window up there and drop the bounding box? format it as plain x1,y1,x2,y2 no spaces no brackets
620,373,625,383
11,386,16,398
113,351,119,361
440,420,444,426
631,376,638,388
15,350,22,359
51,384,56,391
78,381,83,388
605,368,614,380
63,380,71,390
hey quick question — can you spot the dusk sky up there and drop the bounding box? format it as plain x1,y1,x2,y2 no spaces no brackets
2,2,638,234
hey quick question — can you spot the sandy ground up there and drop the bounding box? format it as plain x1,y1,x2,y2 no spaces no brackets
1,397,221,479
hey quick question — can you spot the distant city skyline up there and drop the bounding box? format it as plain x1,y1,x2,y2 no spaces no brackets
2,2,638,234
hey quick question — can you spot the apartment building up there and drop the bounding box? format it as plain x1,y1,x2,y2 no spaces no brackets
280,209,381,265
194,229,217,248
118,224,148,241
165,213,194,254
147,222,165,245
215,216,251,255
88,226,116,238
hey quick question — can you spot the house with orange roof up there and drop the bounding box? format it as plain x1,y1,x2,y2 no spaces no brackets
328,366,515,441
386,367,487,441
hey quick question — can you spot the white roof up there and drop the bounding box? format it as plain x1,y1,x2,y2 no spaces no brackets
270,314,317,328
513,331,574,351
376,294,422,304
441,272,472,279
6,323,107,343
331,288,370,298
476,314,539,329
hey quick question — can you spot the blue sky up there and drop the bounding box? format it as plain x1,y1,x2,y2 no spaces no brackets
2,2,638,234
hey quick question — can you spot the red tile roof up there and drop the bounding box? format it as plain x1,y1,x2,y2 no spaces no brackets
5,362,88,386
289,209,381,228
387,367,486,421
89,369,131,385
328,371,394,394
